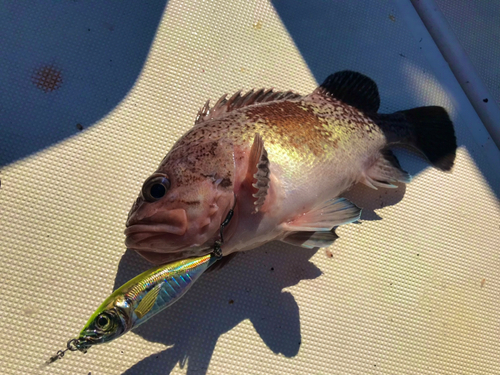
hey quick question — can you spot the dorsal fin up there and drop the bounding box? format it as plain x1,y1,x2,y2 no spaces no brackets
195,89,302,124
313,70,380,113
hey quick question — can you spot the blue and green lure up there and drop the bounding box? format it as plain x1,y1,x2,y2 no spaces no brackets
47,202,234,365
47,252,219,364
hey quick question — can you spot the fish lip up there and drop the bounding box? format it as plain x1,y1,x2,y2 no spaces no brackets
124,224,187,236
125,232,187,252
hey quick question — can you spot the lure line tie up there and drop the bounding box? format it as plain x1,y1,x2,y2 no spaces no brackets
46,338,85,365
212,195,236,259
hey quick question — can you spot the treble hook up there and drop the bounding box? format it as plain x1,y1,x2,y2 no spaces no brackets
45,338,85,365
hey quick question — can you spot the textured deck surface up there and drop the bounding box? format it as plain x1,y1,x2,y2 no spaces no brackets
1,1,499,374
435,0,500,107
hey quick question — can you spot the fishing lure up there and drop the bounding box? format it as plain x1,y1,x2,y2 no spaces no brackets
46,206,234,365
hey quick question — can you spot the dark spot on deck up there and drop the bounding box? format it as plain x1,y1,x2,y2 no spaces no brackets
76,123,84,131
32,64,63,93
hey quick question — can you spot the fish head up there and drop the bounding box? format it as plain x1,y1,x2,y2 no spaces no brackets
77,305,127,348
125,141,236,263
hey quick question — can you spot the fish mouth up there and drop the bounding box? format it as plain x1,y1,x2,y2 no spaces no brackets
125,231,185,251
124,226,190,253
124,224,187,236
124,208,189,249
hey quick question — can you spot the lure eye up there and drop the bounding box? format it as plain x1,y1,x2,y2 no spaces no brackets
95,313,112,331
142,174,171,202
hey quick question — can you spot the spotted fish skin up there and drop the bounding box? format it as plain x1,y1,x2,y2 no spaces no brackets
125,71,457,264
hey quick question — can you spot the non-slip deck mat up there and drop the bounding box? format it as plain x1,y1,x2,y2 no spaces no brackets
435,0,500,107
1,1,499,374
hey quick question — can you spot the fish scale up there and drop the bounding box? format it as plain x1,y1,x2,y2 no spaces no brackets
124,69,456,266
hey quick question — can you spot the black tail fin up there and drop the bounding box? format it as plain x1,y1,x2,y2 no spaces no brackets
397,106,457,171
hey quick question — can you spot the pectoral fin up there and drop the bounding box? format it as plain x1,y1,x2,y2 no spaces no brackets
246,134,270,212
135,283,162,319
284,197,361,232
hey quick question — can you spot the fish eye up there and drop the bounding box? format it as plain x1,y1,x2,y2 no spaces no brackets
95,313,112,331
142,174,171,202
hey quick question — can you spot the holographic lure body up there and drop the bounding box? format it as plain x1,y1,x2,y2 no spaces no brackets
76,253,217,350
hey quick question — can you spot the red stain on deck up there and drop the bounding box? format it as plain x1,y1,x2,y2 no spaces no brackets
32,65,63,92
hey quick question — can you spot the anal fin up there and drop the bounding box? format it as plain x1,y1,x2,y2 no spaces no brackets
361,150,411,190
284,197,361,232
282,228,339,249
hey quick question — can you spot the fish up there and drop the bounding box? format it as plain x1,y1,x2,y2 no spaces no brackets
125,70,457,265
46,253,220,364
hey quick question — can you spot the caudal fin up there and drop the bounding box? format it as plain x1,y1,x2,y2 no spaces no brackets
397,106,457,171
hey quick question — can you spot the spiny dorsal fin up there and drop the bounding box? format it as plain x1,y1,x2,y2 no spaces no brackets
246,134,270,213
134,283,162,319
313,70,380,113
195,89,302,124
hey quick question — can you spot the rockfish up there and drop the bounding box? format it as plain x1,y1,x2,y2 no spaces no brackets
125,71,457,265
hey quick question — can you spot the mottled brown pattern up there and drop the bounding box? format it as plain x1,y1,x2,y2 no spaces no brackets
163,94,386,177
312,96,381,133
245,101,331,157
161,139,235,189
